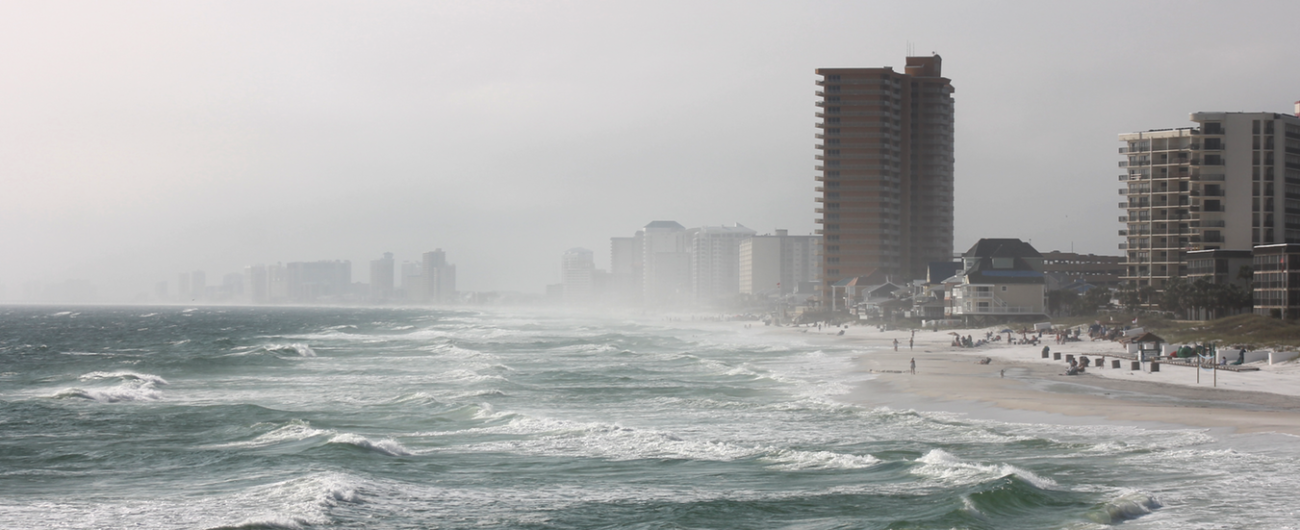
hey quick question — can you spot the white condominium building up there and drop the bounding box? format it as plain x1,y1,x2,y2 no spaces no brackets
1119,111,1300,288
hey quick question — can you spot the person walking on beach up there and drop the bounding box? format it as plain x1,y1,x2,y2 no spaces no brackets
908,337,913,350
909,358,916,374
893,339,899,351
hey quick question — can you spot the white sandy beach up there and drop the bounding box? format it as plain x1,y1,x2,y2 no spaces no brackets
767,323,1300,436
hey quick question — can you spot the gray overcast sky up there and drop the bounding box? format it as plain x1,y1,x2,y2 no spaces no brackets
3,0,1300,298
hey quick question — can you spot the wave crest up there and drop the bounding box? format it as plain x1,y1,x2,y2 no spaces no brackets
915,449,1058,490
78,371,168,385
328,433,412,456
1086,490,1161,524
265,343,316,357
760,448,881,470
55,371,167,402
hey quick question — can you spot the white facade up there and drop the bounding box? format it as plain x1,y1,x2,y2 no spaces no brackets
740,237,781,295
688,223,756,305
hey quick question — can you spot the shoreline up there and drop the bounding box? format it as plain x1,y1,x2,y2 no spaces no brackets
765,324,1300,436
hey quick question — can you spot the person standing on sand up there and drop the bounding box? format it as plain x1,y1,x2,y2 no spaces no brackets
910,358,916,374
893,339,899,351
909,337,913,350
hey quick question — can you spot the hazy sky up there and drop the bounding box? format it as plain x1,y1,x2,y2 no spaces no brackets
4,0,1300,298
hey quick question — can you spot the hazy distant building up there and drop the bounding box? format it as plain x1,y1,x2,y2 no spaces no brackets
739,230,821,296
286,260,352,303
190,271,206,300
370,252,395,302
561,248,595,303
1119,111,1300,288
687,223,756,305
220,272,244,301
177,273,191,302
244,265,268,304
397,261,423,302
420,249,457,304
815,54,955,300
610,233,644,305
641,221,690,306
267,263,288,302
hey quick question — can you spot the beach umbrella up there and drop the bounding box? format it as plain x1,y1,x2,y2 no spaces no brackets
999,328,1013,333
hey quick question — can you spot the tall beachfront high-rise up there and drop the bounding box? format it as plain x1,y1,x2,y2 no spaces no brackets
1118,111,1300,288
814,55,955,300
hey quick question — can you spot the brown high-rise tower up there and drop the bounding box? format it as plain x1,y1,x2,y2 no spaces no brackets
815,55,954,302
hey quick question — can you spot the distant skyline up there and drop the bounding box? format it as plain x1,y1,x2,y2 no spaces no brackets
4,1,1300,298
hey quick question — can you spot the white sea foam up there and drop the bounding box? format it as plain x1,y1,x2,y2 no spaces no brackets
759,448,881,470
440,368,507,384
210,472,364,529
456,416,762,462
914,449,1058,490
958,494,985,519
328,433,412,456
79,371,169,385
213,421,334,449
263,343,316,357
53,371,167,402
450,388,507,399
418,343,486,359
385,391,441,405
53,384,162,403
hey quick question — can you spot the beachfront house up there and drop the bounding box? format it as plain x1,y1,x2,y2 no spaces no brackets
828,269,905,316
910,261,963,319
946,239,1048,321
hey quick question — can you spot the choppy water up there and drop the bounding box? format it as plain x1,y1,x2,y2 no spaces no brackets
1,305,1297,529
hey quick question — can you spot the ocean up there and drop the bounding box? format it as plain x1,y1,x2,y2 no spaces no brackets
1,305,1297,529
